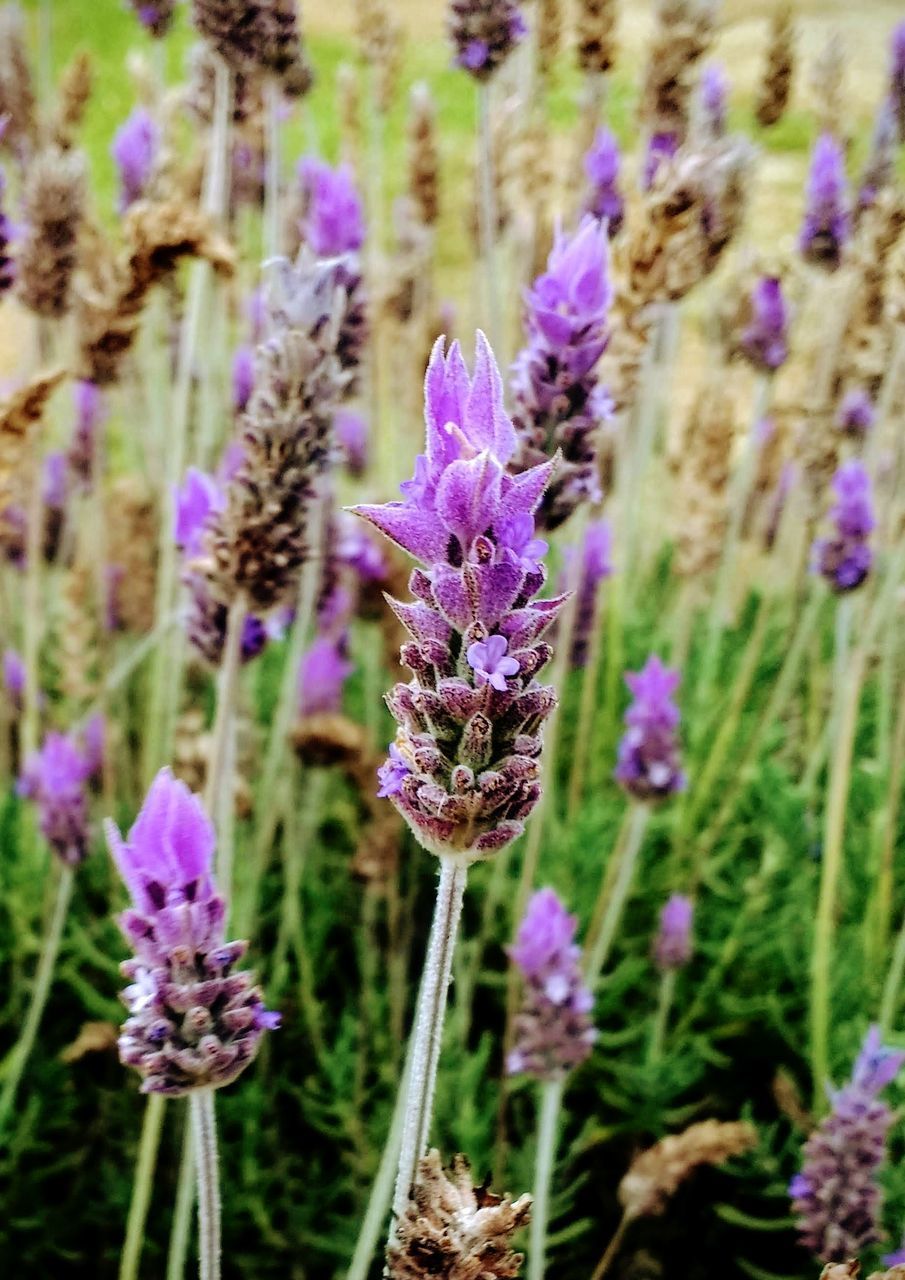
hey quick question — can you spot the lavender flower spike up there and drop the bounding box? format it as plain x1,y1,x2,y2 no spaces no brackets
790,1025,905,1261
111,107,158,213
799,133,850,272
740,275,788,372
615,655,685,801
3,648,25,711
508,887,596,1080
653,893,694,971
298,157,365,257
106,769,279,1094
582,128,625,236
511,215,613,530
128,1,177,38
889,21,905,140
699,63,729,140
19,731,93,866
298,634,353,717
813,459,875,593
355,331,564,863
563,518,612,669
449,0,527,81
837,388,875,436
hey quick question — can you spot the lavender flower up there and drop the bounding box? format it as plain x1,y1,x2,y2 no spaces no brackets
448,0,527,80
740,275,788,372
3,648,24,710
128,1,177,37
642,130,680,191
106,769,279,1094
0,165,15,297
231,344,254,414
298,634,353,717
790,1026,905,1261
837,389,875,437
111,107,158,213
68,380,104,488
355,331,563,862
335,407,368,476
19,731,92,866
889,21,905,140
511,216,612,530
615,655,685,802
799,133,850,272
508,887,596,1080
699,64,728,139
653,893,694,971
813,460,875,593
298,157,365,257
582,127,625,236
563,519,612,669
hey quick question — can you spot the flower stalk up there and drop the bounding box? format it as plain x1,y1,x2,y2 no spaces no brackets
118,1093,166,1280
584,801,649,984
528,1075,564,1280
191,1089,221,1280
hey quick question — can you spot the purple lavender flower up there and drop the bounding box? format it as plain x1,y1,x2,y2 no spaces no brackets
111,107,158,213
562,519,612,669
812,459,875,593
3,647,24,710
335,407,369,476
0,165,15,296
175,466,222,558
68,380,105,488
43,451,69,513
642,131,680,191
298,634,353,717
449,0,527,81
799,133,851,272
508,887,596,1080
740,275,788,372
19,731,92,866
354,331,563,862
231,344,254,414
699,64,728,139
510,216,612,530
298,157,365,257
653,893,694,971
377,742,412,798
106,769,279,1094
338,519,386,583
128,1,176,38
889,21,905,140
615,655,685,802
790,1025,905,1261
837,389,875,436
81,713,105,782
582,128,625,236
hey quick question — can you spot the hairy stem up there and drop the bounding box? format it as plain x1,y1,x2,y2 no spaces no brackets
166,1106,196,1280
119,1093,166,1280
647,968,677,1065
191,1090,221,1280
528,1076,565,1280
205,592,247,884
585,802,650,986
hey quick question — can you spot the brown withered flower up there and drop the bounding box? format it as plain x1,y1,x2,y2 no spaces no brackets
17,146,87,320
755,5,795,128
619,1119,757,1221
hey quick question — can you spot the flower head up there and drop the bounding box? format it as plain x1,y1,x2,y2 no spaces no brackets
68,380,105,488
508,887,596,1080
106,770,278,1094
740,275,788,372
299,157,365,257
335,407,369,476
298,634,353,717
889,21,905,140
699,64,728,139
799,133,850,272
19,731,92,866
837,388,875,436
642,131,680,191
654,893,694,971
562,519,612,668
111,107,158,213
583,128,625,235
615,655,685,801
812,460,875,593
449,0,527,81
128,1,176,37
3,647,24,709
791,1025,904,1261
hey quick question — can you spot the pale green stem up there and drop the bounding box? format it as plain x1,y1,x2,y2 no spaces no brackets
584,803,650,986
119,1093,166,1280
647,968,677,1065
191,1090,221,1280
166,1111,196,1280
528,1076,565,1280
21,428,46,760
880,910,905,1038
264,78,282,261
391,856,467,1225
204,593,247,884
589,1213,631,1280
0,861,74,1134
872,680,905,976
565,584,607,820
477,82,501,354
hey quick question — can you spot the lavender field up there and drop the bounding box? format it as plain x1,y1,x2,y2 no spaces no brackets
1,1,905,1278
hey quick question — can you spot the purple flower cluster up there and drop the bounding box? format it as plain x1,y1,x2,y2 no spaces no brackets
858,102,896,216
111,107,158,213
298,157,365,258
508,887,596,1080
19,731,94,866
3,648,24,711
812,460,875,593
699,64,728,140
562,519,612,669
790,1026,905,1261
582,128,625,236
799,134,851,272
889,21,905,139
298,636,353,717
334,407,369,476
653,893,694,971
510,216,612,530
641,131,680,191
0,165,15,297
740,276,788,372
837,389,875,436
68,380,105,489
106,770,279,1094
615,655,685,802
359,331,563,862
128,1,176,38
448,0,527,80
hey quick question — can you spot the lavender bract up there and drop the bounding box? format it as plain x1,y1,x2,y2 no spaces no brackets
510,216,612,530
298,157,365,257
508,887,596,1080
790,1026,905,1261
653,893,694,971
582,128,625,236
111,107,158,213
19,731,93,866
615,655,685,802
799,134,850,272
812,459,875,593
355,331,563,863
740,275,788,372
106,769,279,1095
448,0,527,80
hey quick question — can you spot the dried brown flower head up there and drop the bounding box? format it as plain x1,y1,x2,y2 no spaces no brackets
408,82,440,227
618,1119,757,1221
105,476,158,634
810,33,846,141
755,6,795,128
387,1150,530,1280
0,5,36,158
640,0,715,142
576,0,617,75
673,382,734,578
537,0,562,78
52,51,94,150
17,145,87,319
0,370,67,509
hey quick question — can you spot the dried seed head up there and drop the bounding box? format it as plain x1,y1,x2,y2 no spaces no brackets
619,1120,757,1221
755,5,795,128
387,1149,530,1280
0,5,36,159
353,0,403,111
105,476,158,634
639,0,715,142
673,383,733,578
810,33,846,141
407,82,440,227
0,370,67,512
536,0,562,78
17,146,87,319
52,51,94,151
576,0,617,75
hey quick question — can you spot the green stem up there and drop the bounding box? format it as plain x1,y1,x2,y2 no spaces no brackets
119,1093,166,1280
584,803,650,986
647,968,677,1065
0,861,74,1134
589,1213,631,1280
565,586,607,820
477,82,501,353
204,593,247,885
166,1107,196,1280
264,78,282,261
528,1076,565,1280
191,1090,221,1280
